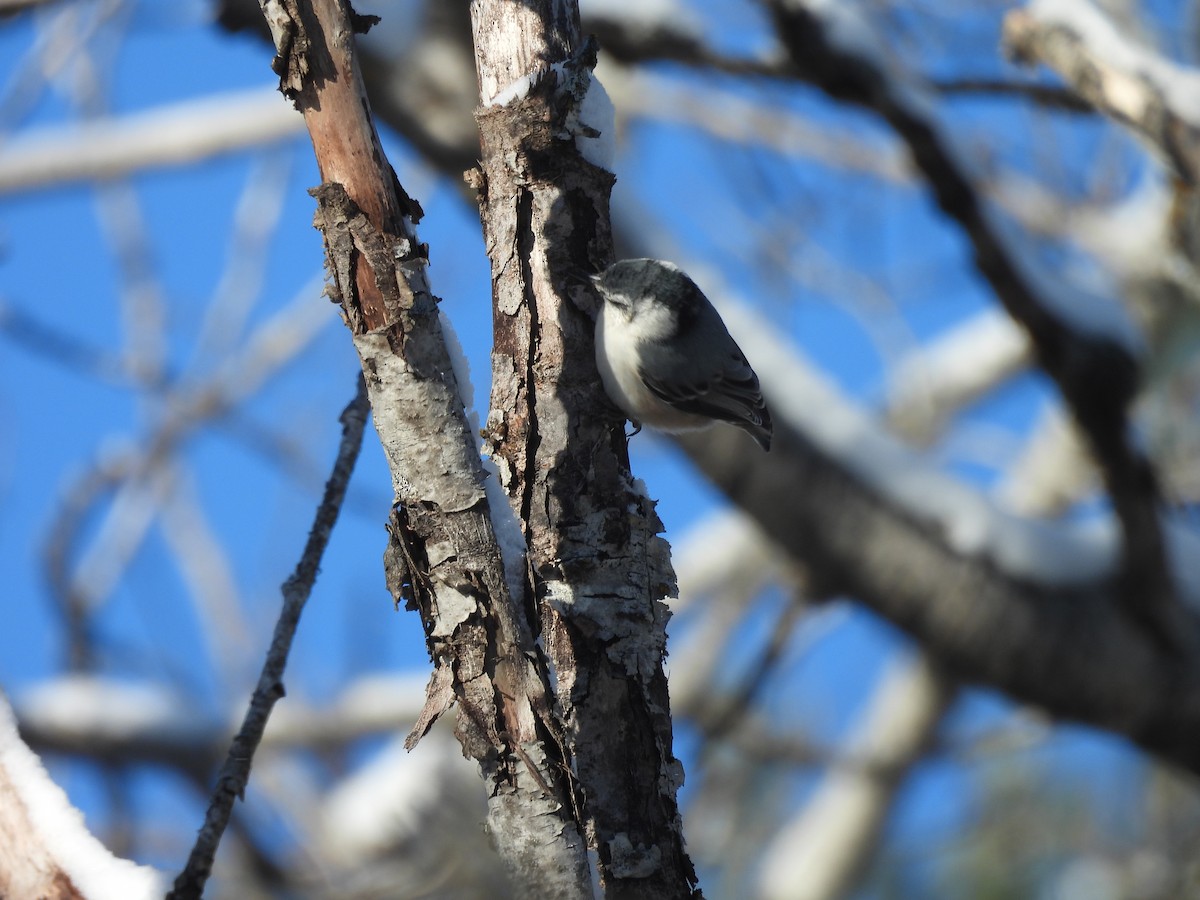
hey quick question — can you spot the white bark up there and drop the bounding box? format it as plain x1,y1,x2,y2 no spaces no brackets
470,1,698,894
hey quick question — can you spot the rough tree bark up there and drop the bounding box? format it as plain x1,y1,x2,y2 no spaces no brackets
208,3,1200,779
470,1,698,896
256,0,593,895
256,0,697,896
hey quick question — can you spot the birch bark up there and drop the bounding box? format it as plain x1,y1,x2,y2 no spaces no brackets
258,0,591,894
470,1,699,895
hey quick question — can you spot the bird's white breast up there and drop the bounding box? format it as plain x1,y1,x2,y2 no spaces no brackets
595,302,709,432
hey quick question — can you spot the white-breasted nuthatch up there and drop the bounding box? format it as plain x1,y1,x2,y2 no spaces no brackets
592,259,773,451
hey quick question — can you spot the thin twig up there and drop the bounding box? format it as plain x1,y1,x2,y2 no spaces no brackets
699,598,805,743
933,77,1094,113
590,14,1097,117
168,374,370,899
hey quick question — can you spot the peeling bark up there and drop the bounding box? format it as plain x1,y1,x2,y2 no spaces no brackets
258,0,592,894
470,2,699,897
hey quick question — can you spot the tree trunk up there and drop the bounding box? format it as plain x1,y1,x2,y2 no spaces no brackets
470,1,699,895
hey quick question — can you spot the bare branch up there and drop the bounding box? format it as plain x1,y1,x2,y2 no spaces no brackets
0,297,137,384
592,12,1092,114
39,282,335,669
1004,0,1200,185
168,376,369,899
586,12,788,79
933,76,1093,112
0,0,62,16
158,473,255,678
766,0,1191,651
609,66,910,183
0,89,304,195
757,656,954,900
676,300,1200,773
15,673,429,773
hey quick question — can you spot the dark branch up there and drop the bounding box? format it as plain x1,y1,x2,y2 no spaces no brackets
679,420,1200,775
168,374,369,899
933,77,1094,113
765,0,1192,652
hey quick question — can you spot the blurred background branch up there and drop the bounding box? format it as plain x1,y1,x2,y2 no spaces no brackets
3,0,1200,897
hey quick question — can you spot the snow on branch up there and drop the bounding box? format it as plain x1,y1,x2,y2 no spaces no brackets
885,308,1031,442
678,286,1200,773
1005,0,1200,185
767,0,1194,651
0,692,163,899
757,655,953,900
14,677,218,773
996,407,1096,516
13,673,430,771
673,509,783,613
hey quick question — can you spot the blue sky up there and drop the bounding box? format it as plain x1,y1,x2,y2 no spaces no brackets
0,0,1165,893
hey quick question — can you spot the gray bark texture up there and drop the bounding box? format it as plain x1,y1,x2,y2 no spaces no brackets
256,0,698,895
469,1,699,897
259,0,598,896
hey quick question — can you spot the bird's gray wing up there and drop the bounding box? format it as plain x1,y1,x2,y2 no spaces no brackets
640,342,773,448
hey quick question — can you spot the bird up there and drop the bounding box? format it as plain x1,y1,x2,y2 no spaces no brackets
591,258,772,451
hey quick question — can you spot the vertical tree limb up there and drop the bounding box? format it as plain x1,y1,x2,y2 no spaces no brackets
470,3,698,896
253,0,593,895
